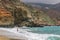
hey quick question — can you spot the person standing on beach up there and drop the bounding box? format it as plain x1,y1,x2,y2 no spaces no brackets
16,27,19,32
14,26,19,32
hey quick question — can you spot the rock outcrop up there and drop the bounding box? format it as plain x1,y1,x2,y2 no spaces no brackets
0,8,14,25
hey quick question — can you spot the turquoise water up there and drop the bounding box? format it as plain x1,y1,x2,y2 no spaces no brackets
22,26,60,40
27,26,60,35
47,36,60,40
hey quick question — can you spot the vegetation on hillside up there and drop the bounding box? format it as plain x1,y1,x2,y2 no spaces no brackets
0,0,57,27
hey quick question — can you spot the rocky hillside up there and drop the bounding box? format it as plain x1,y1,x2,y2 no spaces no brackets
25,3,60,26
0,0,56,27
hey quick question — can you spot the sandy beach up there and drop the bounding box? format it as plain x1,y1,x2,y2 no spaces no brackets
0,36,22,40
0,36,10,40
0,28,27,40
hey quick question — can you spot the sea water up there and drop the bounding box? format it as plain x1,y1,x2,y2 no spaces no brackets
20,26,60,40
1,26,60,40
27,26,60,35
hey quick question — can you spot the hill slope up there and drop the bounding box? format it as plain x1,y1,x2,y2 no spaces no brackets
0,0,56,27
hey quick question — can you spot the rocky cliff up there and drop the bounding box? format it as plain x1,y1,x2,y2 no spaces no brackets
0,0,56,27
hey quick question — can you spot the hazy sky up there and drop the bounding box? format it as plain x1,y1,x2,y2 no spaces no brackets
21,0,60,4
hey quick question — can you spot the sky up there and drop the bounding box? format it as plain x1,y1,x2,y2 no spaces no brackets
21,0,60,4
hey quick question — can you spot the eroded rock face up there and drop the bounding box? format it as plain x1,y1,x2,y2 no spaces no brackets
0,0,32,27
0,8,14,26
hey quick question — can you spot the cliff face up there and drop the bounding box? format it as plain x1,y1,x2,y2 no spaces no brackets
0,0,56,27
0,0,14,26
0,8,14,25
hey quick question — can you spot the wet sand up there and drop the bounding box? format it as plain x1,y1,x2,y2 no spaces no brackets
0,36,21,40
0,36,10,40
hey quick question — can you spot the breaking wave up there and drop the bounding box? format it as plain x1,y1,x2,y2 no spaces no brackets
11,27,60,40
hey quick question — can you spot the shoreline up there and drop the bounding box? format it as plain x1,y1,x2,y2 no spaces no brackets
0,36,24,40
0,28,28,40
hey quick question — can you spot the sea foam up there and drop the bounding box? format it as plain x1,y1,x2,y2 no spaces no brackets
11,27,60,40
